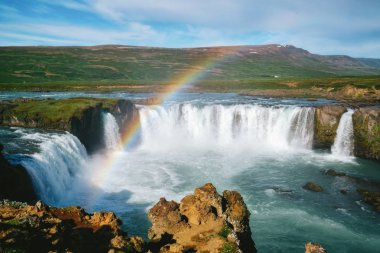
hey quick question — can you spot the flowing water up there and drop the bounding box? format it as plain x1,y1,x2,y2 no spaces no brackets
332,109,355,157
1,92,379,253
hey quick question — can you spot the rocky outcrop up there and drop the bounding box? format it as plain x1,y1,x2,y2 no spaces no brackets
0,200,144,253
0,144,36,202
305,242,327,253
148,183,256,253
70,103,105,153
352,107,380,160
313,105,347,149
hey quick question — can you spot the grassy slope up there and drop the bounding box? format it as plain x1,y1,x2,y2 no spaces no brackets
0,45,379,97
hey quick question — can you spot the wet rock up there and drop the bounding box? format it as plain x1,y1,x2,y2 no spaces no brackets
305,242,327,253
324,169,346,177
148,183,256,253
352,107,380,160
313,105,347,149
357,189,380,212
303,182,323,192
0,144,36,202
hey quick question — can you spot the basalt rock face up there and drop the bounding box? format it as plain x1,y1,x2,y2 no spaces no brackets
313,105,347,149
0,144,36,202
109,99,141,148
148,183,256,253
352,107,380,160
0,200,144,253
70,103,105,154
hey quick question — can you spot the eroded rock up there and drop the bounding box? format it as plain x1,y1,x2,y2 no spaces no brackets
313,105,347,149
305,242,327,253
352,107,380,160
0,200,143,253
148,183,256,253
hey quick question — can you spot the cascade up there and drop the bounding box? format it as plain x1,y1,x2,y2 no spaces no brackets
19,132,87,203
138,104,315,151
331,109,355,157
103,112,121,149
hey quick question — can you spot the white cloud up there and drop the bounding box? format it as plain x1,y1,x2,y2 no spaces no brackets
0,22,165,46
2,0,380,57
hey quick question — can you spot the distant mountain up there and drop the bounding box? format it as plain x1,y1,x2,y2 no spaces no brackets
0,44,379,85
356,58,380,69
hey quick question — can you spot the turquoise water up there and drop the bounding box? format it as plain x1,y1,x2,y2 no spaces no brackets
1,92,379,252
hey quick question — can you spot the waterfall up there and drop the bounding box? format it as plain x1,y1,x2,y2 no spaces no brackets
103,112,121,149
19,132,87,204
138,104,315,151
331,109,355,157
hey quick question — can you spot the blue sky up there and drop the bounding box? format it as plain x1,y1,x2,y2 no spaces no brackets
1,0,380,57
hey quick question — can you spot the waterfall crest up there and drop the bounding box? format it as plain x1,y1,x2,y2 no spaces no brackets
19,132,87,203
103,112,121,149
331,109,355,157
139,104,315,151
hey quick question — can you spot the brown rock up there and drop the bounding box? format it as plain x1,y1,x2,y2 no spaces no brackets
303,182,323,192
147,183,256,253
314,105,347,149
305,242,327,253
352,107,380,160
0,200,141,253
357,189,380,212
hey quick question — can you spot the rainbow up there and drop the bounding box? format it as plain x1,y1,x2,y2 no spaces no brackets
86,47,240,207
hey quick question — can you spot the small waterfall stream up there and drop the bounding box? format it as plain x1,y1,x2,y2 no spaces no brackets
103,112,121,149
331,109,355,157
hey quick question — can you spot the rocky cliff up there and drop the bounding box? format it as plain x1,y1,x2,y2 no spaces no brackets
148,183,256,253
0,184,330,253
352,107,380,160
0,144,36,202
0,98,139,153
313,105,347,149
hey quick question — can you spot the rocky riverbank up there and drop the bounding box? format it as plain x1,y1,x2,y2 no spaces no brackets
0,183,328,253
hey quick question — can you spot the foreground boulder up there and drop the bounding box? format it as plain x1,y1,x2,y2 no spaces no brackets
305,242,327,253
0,200,143,252
352,107,380,160
148,183,256,253
313,105,346,149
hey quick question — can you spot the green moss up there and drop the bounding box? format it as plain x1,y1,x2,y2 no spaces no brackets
218,225,232,238
221,242,239,253
0,98,120,130
5,219,21,226
353,111,380,159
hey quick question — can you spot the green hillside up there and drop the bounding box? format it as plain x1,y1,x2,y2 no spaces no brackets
0,44,379,92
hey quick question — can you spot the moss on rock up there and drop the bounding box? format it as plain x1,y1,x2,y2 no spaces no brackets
313,105,346,149
352,107,380,160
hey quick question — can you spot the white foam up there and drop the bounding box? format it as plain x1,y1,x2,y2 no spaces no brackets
332,109,355,157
